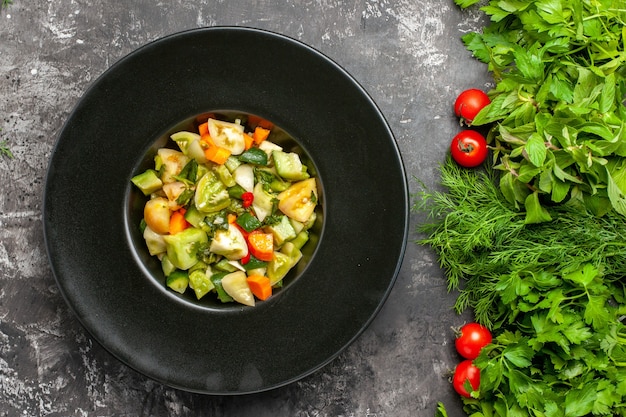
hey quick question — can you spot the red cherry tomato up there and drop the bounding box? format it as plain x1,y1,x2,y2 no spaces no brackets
450,130,488,168
452,359,481,398
455,322,492,359
454,88,490,124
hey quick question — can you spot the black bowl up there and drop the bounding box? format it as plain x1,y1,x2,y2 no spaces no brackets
44,27,408,394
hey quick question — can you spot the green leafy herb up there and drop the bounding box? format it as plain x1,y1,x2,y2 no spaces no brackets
415,158,626,416
455,0,626,221
0,140,13,159
1,0,13,9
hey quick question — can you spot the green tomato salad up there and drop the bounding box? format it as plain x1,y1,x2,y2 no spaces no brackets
131,114,320,307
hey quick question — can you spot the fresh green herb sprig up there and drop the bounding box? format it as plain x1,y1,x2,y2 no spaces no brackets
0,127,12,159
413,159,626,417
455,0,626,222
1,0,13,9
416,158,626,416
0,139,13,159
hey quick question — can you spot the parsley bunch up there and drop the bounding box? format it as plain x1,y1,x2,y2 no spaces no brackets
457,0,626,222
417,159,626,416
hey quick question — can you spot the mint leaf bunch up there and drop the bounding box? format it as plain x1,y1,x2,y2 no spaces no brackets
456,0,626,222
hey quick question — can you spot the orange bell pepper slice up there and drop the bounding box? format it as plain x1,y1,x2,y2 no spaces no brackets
246,230,274,261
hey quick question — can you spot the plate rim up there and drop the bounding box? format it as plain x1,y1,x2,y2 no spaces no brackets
43,25,409,394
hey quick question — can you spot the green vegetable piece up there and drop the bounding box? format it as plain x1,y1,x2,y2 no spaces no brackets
188,269,214,299
267,251,293,285
265,215,296,246
280,241,302,262
214,164,236,187
224,155,242,173
161,254,176,277
162,227,208,270
183,205,205,228
291,230,309,250
238,147,268,166
131,169,163,195
170,131,200,155
210,272,234,303
236,212,262,233
209,224,248,260
194,171,231,213
166,270,189,294
272,150,310,180
242,255,268,271
267,244,302,286
214,258,238,272
228,184,246,199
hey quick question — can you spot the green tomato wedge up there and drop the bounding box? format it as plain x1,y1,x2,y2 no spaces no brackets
188,269,214,300
267,251,293,285
194,171,231,213
267,243,303,285
209,224,249,261
162,227,208,270
221,271,255,306
208,118,246,155
277,178,318,223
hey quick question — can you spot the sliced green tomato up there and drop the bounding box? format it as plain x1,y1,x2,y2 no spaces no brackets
131,169,163,195
233,164,254,192
157,148,189,184
267,251,293,285
267,243,303,285
214,164,236,187
161,254,176,276
252,182,274,222
166,270,189,294
170,131,200,154
163,227,208,270
188,269,214,299
277,178,318,223
194,171,231,213
208,118,246,155
171,131,207,163
221,271,255,306
143,225,167,256
272,150,310,180
209,224,249,260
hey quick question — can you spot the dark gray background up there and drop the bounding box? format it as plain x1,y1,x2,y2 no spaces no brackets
0,1,490,416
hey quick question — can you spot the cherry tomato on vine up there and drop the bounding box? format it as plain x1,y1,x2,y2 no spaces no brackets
450,130,488,168
454,88,490,124
455,322,492,359
452,359,481,398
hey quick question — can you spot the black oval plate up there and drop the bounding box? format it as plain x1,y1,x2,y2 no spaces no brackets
43,27,408,394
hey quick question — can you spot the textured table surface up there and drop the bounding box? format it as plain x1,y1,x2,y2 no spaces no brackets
0,1,491,416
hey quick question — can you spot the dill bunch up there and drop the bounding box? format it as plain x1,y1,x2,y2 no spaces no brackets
414,158,626,328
